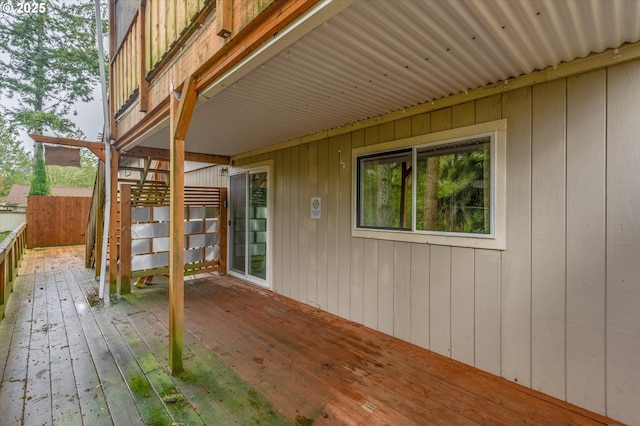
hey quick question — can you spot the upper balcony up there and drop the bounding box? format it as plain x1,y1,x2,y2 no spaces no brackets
110,0,281,142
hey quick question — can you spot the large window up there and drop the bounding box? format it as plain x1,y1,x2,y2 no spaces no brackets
353,120,506,250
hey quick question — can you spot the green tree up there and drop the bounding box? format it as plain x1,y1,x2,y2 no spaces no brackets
46,148,97,188
0,117,31,199
0,0,103,193
29,142,50,195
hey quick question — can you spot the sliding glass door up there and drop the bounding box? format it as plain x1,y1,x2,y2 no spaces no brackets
229,167,269,287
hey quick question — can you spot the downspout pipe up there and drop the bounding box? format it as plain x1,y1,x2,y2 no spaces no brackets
95,0,110,300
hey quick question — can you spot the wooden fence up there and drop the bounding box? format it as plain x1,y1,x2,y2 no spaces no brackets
27,196,92,248
1,222,27,318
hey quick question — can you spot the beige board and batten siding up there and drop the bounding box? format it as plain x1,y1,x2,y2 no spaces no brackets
233,59,640,425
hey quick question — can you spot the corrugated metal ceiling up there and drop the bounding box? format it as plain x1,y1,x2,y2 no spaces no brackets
137,0,640,156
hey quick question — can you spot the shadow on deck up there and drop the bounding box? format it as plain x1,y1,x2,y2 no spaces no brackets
0,246,622,425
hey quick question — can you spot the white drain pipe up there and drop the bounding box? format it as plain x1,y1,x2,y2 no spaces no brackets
95,0,110,300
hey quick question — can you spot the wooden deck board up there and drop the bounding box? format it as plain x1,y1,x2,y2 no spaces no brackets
0,246,624,425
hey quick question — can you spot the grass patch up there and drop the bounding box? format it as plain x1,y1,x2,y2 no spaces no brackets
0,231,10,242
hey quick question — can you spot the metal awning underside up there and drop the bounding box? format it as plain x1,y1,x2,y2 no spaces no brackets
135,0,640,156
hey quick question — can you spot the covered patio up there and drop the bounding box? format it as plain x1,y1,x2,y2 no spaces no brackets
0,246,621,425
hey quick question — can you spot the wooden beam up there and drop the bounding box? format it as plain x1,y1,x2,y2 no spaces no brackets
174,75,198,141
88,147,106,162
28,134,104,150
114,97,167,150
216,0,232,38
124,145,230,165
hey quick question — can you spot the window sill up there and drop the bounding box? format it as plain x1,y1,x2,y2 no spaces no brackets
352,227,505,251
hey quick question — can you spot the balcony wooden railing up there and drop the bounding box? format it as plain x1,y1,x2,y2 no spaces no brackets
0,222,27,319
112,15,140,114
111,0,214,115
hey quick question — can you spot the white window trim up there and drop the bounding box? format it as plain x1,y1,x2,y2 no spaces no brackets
352,119,506,250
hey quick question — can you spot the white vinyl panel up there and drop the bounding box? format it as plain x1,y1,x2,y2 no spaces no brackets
410,243,430,349
316,139,329,311
298,144,309,304
430,245,451,357
350,238,364,324
378,240,394,335
338,133,352,319
475,249,501,376
289,146,300,301
450,247,475,366
531,79,567,400
326,136,341,315
393,242,412,341
501,87,532,386
280,149,292,297
307,141,319,306
606,60,640,426
363,238,379,330
566,70,606,414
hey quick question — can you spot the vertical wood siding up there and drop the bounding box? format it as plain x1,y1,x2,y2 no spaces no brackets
233,59,640,424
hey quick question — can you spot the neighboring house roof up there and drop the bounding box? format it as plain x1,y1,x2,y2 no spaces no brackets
6,184,92,206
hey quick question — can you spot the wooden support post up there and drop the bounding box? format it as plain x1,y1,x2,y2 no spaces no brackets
216,0,232,38
168,75,197,375
219,187,227,275
119,184,132,294
109,148,120,294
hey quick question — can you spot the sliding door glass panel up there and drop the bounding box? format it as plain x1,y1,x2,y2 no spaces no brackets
248,171,267,280
230,173,246,274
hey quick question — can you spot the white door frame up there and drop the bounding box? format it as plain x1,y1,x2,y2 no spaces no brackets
227,164,272,289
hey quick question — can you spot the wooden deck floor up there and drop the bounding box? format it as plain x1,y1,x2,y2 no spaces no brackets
0,246,622,425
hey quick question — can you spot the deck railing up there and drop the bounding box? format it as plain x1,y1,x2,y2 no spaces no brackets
0,222,27,318
111,0,214,115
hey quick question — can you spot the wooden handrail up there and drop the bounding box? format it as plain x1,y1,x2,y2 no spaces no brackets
1,222,27,318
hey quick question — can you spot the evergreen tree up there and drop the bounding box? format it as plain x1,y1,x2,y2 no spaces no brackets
0,117,31,199
29,142,50,195
0,0,103,194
